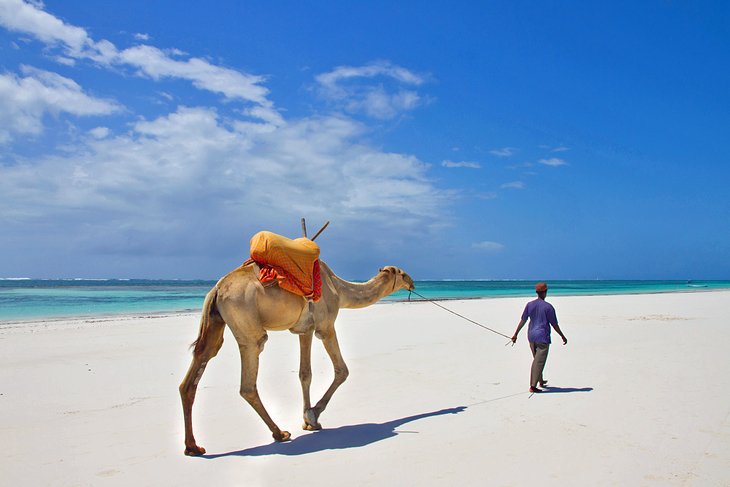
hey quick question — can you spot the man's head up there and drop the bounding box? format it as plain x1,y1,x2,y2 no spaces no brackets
535,282,548,298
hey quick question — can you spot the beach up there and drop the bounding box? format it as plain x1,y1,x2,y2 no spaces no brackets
1,291,728,486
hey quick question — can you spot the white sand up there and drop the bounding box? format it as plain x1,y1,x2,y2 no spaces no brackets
1,291,729,486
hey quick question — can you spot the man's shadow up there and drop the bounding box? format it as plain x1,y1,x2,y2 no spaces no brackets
540,386,593,394
203,406,466,458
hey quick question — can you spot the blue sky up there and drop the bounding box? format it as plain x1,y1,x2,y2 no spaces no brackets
1,0,728,280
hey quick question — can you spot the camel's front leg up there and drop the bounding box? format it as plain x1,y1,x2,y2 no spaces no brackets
298,331,316,430
306,330,349,429
238,335,291,442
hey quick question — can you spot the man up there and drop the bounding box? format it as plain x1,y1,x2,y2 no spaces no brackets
511,282,567,393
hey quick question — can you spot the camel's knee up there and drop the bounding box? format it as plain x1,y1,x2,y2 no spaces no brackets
335,364,349,382
239,385,259,403
299,365,312,383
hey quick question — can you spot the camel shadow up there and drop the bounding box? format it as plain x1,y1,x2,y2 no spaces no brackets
203,406,466,458
540,386,593,394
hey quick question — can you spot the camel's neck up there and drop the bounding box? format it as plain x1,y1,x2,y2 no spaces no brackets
322,263,397,309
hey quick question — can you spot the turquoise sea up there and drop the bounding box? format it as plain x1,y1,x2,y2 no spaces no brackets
1,278,729,322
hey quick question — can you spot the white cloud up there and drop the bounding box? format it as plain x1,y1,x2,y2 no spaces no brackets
442,160,480,169
344,87,421,119
538,157,568,167
117,45,273,108
490,147,516,157
472,241,504,252
88,126,110,139
316,61,425,90
501,181,524,189
0,106,447,257
507,162,534,170
0,66,121,143
0,0,91,53
315,61,426,119
53,55,76,66
552,146,570,152
0,0,278,122
0,2,451,276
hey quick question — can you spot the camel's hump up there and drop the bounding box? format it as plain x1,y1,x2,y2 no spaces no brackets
250,231,320,264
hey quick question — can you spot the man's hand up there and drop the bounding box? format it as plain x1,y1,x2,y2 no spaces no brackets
561,335,568,345
513,320,527,344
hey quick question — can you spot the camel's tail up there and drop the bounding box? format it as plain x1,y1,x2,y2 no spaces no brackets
191,286,219,355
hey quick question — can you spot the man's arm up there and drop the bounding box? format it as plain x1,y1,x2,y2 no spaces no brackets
552,323,567,345
511,319,527,343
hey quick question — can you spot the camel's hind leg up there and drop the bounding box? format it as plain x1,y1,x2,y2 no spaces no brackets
238,334,292,442
179,313,225,456
305,329,349,430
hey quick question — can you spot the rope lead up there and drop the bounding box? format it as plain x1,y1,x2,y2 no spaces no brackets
408,290,514,345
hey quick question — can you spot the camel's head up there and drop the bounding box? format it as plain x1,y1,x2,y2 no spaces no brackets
378,266,415,292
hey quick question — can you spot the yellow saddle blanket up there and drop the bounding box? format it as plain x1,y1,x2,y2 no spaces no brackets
248,231,322,301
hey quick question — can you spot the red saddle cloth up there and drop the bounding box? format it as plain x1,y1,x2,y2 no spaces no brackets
247,231,322,302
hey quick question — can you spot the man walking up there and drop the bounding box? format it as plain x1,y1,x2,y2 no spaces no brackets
511,282,567,393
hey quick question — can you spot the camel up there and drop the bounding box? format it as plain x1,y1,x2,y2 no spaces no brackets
179,260,415,456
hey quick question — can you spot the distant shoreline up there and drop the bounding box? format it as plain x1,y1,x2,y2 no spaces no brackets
0,310,201,330
3,287,729,328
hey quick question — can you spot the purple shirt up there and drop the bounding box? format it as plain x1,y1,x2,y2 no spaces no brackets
521,298,558,344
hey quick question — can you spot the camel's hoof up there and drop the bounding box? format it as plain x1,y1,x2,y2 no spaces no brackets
184,445,206,456
273,430,291,442
303,408,321,430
